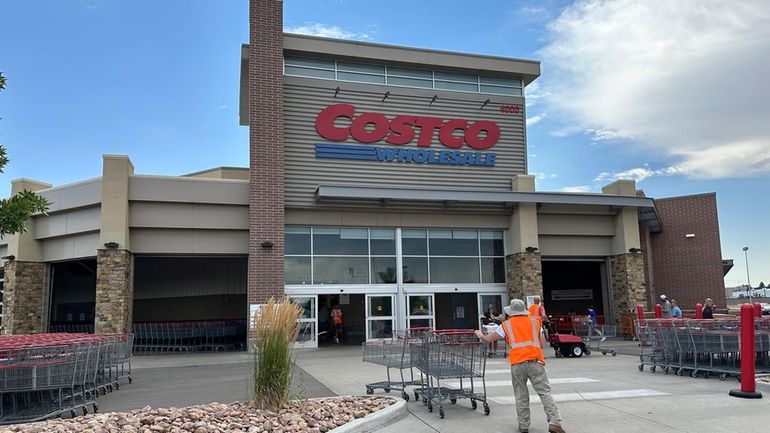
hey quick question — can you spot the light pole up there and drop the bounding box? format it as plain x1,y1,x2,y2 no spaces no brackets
743,247,752,303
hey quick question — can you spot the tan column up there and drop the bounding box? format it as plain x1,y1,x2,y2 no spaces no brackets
94,155,134,334
602,180,646,317
505,175,543,301
1,178,51,334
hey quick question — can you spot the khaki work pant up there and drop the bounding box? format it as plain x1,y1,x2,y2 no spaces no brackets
510,360,562,429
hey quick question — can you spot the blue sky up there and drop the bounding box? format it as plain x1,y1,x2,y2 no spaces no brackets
1,0,768,287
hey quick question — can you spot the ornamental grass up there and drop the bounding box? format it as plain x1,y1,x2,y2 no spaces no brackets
251,297,302,410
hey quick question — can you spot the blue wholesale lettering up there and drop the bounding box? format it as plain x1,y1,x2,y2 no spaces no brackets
317,143,495,167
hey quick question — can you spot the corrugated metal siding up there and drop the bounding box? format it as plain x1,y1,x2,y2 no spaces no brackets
284,78,527,210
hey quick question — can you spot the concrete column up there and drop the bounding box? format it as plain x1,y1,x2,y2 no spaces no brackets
602,180,646,317
1,178,51,334
94,249,133,334
94,155,134,334
505,175,543,301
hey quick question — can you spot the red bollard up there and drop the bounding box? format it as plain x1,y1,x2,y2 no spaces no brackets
636,304,645,320
695,303,703,319
729,304,762,398
655,304,662,318
754,303,763,318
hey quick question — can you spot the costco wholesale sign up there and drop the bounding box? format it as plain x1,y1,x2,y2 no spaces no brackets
314,103,500,166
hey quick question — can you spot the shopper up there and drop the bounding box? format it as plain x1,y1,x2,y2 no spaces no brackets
481,305,504,356
587,306,605,342
475,299,566,433
331,305,344,344
702,298,714,319
671,299,682,318
660,295,672,318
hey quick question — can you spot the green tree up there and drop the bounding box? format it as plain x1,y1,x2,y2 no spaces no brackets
0,72,49,236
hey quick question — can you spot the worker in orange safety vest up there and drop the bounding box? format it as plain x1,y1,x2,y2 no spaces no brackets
476,299,566,433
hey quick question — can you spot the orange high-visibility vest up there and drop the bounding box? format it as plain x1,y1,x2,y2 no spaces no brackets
501,316,545,365
529,304,545,318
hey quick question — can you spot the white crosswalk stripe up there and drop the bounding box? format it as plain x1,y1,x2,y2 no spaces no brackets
489,388,669,405
443,377,599,388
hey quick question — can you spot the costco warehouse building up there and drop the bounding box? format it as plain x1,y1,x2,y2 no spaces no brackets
0,0,731,348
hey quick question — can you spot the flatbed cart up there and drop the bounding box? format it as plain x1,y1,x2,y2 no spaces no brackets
361,328,429,401
572,317,618,356
415,330,489,419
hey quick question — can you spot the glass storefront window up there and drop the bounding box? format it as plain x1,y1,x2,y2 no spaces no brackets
371,257,397,284
409,295,433,316
368,320,393,339
313,228,368,255
313,257,369,284
285,257,311,284
370,229,396,255
429,257,480,283
402,257,428,284
286,227,311,255
480,230,504,256
402,229,427,255
428,230,479,256
368,296,393,317
481,257,506,284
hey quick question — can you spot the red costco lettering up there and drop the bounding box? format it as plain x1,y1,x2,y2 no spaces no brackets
315,104,500,150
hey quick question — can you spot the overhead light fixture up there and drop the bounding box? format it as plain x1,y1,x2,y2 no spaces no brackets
104,242,119,249
525,246,538,253
381,91,390,102
261,241,274,249
685,234,695,238
429,95,438,106
1,255,15,261
480,99,490,109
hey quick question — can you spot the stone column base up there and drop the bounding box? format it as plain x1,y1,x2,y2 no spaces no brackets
1,260,47,335
506,251,543,301
610,253,646,319
95,249,134,334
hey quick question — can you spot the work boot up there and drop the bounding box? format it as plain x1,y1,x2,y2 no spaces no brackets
548,424,566,433
518,427,528,433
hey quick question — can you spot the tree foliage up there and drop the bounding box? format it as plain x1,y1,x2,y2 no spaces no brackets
0,72,50,237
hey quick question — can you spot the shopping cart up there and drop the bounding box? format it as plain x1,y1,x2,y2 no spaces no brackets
412,330,489,419
361,328,429,401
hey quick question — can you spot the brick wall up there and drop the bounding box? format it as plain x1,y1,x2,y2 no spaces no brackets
506,252,543,300
248,0,285,304
647,193,726,310
1,261,46,335
94,249,133,334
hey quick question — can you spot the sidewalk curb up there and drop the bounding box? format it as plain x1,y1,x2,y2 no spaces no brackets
330,397,407,433
756,380,770,394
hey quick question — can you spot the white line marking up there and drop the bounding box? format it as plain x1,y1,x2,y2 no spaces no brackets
489,388,669,405
443,377,598,388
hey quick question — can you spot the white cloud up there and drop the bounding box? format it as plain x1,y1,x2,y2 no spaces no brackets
527,113,547,126
539,0,770,179
285,23,371,40
532,172,558,180
594,166,682,183
559,185,592,193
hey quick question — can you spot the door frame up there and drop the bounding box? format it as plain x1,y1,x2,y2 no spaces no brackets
365,294,395,340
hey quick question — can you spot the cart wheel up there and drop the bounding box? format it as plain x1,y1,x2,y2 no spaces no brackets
584,348,591,356
384,387,391,393
450,398,457,404
650,366,656,373
483,403,491,416
719,373,728,381
115,383,120,390
471,399,478,410
691,370,698,378
366,387,374,395
555,350,561,358
602,350,607,356
439,407,445,419
423,398,428,406
570,345,584,358
93,403,98,413
703,372,709,379
128,376,133,384
638,364,644,372
415,392,420,401
663,367,669,375
71,410,77,418
676,368,684,376
427,401,434,412
611,351,617,357
737,375,742,383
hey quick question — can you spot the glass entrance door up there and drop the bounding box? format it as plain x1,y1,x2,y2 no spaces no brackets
366,295,395,340
406,294,434,329
290,295,317,348
478,293,505,329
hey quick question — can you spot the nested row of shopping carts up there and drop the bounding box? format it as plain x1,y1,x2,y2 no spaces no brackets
362,328,489,419
635,318,770,381
133,320,247,353
0,333,133,425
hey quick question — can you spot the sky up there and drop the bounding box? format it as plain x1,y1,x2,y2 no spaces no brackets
0,0,768,287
